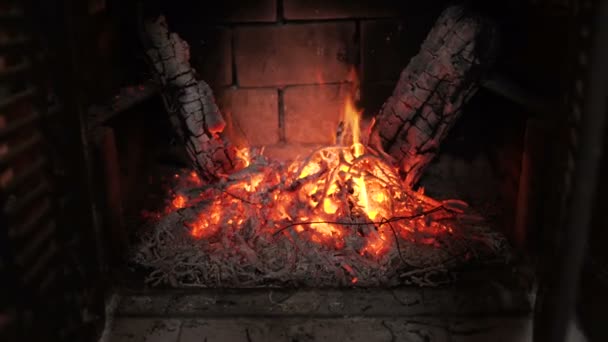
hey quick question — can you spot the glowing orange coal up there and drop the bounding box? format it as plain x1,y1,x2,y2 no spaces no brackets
171,194,187,209
154,69,457,259
188,171,202,186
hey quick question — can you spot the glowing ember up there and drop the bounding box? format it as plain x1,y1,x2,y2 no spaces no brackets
134,68,513,289
189,200,223,239
188,171,202,186
151,70,461,260
171,194,187,209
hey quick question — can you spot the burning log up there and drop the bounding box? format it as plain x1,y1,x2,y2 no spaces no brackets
140,15,237,181
369,6,498,187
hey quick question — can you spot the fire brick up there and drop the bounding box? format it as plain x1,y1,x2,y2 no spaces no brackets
361,19,433,82
190,27,232,87
234,23,356,87
283,0,396,20
283,84,353,144
218,88,280,146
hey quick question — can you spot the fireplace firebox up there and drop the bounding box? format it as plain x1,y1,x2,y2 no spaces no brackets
2,1,607,342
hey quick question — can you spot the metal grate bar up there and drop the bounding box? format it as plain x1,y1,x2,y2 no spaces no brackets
0,112,39,138
0,132,42,168
8,199,51,238
1,156,47,193
3,179,50,216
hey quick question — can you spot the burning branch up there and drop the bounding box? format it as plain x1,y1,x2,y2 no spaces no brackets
272,205,446,236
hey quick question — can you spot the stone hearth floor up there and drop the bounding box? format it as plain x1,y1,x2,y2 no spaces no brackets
102,316,532,342
98,272,587,342
96,279,530,341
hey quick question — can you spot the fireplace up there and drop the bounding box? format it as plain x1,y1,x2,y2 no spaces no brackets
100,1,531,289
2,0,607,341
107,0,544,337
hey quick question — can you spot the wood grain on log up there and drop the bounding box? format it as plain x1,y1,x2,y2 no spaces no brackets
142,16,236,181
368,6,497,187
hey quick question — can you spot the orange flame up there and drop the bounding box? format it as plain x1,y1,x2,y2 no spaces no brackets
342,96,362,148
236,147,252,168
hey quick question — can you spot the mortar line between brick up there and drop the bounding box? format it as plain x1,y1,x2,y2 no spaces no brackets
280,17,398,24
216,17,398,27
354,19,362,69
236,81,356,90
276,0,285,24
230,27,238,86
278,88,286,142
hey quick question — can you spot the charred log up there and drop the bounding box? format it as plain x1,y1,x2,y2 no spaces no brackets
141,15,236,181
369,6,498,187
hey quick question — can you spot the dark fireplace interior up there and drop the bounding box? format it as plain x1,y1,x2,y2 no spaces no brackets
1,1,607,341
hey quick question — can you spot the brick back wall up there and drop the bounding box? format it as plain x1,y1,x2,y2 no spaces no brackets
166,0,444,157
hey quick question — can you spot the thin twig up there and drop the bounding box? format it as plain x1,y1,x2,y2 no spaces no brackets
272,205,446,236
386,220,410,267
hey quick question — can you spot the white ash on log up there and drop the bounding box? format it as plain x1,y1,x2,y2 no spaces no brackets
141,16,236,181
369,6,498,187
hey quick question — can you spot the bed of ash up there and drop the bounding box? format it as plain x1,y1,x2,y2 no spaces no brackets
131,95,511,288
